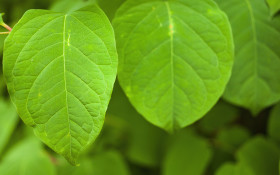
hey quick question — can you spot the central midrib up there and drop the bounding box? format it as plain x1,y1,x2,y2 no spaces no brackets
63,14,72,156
245,0,259,105
165,2,175,129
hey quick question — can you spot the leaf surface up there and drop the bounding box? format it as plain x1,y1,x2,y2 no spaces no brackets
215,0,280,114
3,5,118,164
113,0,234,132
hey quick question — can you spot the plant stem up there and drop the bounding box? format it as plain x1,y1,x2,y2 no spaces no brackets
2,23,12,31
0,31,10,35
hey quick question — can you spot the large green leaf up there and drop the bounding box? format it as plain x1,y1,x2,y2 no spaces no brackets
162,129,212,175
267,0,280,16
3,5,118,164
237,136,280,175
113,0,234,132
0,138,56,175
215,0,280,114
0,100,18,156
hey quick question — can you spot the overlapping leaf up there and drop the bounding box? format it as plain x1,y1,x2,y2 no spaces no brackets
215,0,280,114
3,5,118,164
113,0,234,132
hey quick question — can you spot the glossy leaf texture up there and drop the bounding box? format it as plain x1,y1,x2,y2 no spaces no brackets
113,0,234,132
267,0,280,16
215,0,280,115
3,5,118,164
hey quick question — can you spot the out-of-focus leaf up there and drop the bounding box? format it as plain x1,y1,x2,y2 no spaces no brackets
267,0,280,16
0,75,6,96
162,129,212,175
207,149,233,175
268,103,280,143
215,0,280,115
107,82,167,167
216,126,250,153
0,138,56,175
58,150,130,175
215,162,254,175
237,136,280,175
97,0,125,20
0,100,18,156
198,101,239,133
50,0,96,13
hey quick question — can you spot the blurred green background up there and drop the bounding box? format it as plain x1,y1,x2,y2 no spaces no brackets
0,0,280,175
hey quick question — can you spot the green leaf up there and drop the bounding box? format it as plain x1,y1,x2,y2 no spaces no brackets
113,0,234,132
215,162,254,175
215,0,280,115
50,0,96,13
162,129,212,175
267,0,280,17
3,5,118,165
237,136,280,175
0,100,18,156
0,138,56,175
268,103,280,143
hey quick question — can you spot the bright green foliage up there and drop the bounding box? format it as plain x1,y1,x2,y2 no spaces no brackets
162,129,212,175
0,138,56,175
268,103,280,143
215,0,280,115
216,162,254,175
57,151,130,175
237,136,280,175
0,100,18,155
3,5,118,164
267,0,280,16
113,0,234,132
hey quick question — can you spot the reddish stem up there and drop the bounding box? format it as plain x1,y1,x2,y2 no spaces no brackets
2,23,12,31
